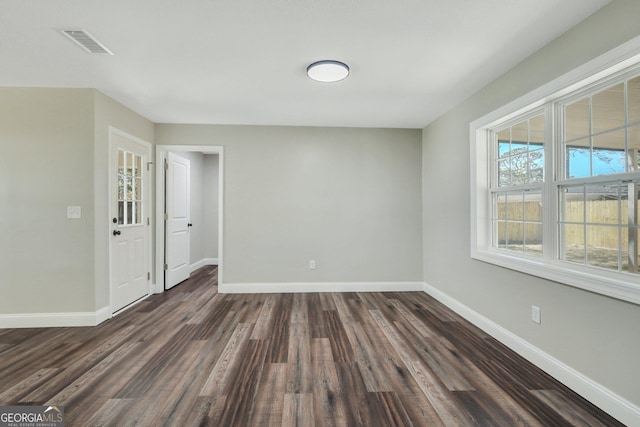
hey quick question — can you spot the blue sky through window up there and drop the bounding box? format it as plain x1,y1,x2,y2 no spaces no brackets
567,148,626,178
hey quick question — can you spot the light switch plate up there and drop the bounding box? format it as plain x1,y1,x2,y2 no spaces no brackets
531,305,541,324
67,206,82,219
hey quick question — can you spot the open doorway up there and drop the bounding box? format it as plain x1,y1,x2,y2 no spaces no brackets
155,145,223,292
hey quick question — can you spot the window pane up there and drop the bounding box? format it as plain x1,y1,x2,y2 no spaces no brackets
622,182,640,226
621,228,629,272
135,155,142,177
497,128,510,156
498,158,511,187
629,76,640,125
561,185,585,223
506,193,524,220
511,121,528,145
134,178,142,201
593,149,625,176
496,221,507,249
496,194,507,220
567,144,590,178
117,175,124,201
623,226,640,274
529,114,545,146
118,201,125,225
506,222,523,250
593,130,625,176
131,200,136,225
565,97,590,141
593,128,625,152
510,153,528,185
585,186,619,224
562,224,585,264
127,201,133,225
524,191,542,221
126,152,134,177
586,225,619,271
125,176,133,201
510,141,528,153
528,148,544,183
495,116,545,188
629,126,640,172
524,223,542,255
593,83,624,134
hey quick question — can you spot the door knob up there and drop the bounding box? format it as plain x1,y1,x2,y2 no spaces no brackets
188,223,193,227
113,230,121,236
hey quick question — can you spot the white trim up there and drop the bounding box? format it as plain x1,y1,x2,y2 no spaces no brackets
473,250,640,305
219,281,424,294
470,35,640,305
156,145,224,292
190,258,219,273
423,282,640,427
95,306,111,325
111,293,149,316
0,309,110,328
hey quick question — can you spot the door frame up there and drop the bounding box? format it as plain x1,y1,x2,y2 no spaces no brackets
108,127,153,314
155,145,224,293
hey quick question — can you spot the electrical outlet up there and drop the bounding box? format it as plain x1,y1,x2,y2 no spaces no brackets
309,260,316,270
531,305,541,324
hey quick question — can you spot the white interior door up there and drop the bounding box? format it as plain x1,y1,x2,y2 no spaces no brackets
110,131,150,313
165,152,191,289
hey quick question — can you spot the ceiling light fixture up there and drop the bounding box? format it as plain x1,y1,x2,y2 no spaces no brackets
306,60,350,83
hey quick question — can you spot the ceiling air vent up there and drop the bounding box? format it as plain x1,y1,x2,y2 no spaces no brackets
59,29,113,55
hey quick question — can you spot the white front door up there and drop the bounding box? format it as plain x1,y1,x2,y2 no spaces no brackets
165,152,191,289
110,130,150,313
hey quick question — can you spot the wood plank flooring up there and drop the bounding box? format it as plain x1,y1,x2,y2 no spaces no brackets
0,266,624,426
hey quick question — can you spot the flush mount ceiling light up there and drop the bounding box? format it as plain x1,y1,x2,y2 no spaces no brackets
306,60,350,82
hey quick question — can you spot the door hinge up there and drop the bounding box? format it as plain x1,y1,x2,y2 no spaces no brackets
147,272,151,281
163,263,168,270
147,162,153,171
164,160,169,170
147,217,150,226
164,213,168,221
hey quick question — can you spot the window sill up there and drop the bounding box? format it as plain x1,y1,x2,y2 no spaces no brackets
471,248,640,305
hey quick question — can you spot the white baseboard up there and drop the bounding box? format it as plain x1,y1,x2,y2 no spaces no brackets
95,306,112,325
423,281,640,427
190,258,219,273
219,281,424,294
0,308,111,329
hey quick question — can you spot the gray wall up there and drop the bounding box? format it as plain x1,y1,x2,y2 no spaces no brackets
422,0,640,406
155,125,423,284
0,88,154,315
0,88,95,313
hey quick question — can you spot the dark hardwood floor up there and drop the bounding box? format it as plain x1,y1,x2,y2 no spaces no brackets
0,266,624,426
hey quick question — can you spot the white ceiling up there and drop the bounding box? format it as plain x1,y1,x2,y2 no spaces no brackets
0,0,610,128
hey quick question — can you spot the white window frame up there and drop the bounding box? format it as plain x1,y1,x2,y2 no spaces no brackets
471,35,640,305
490,109,547,257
